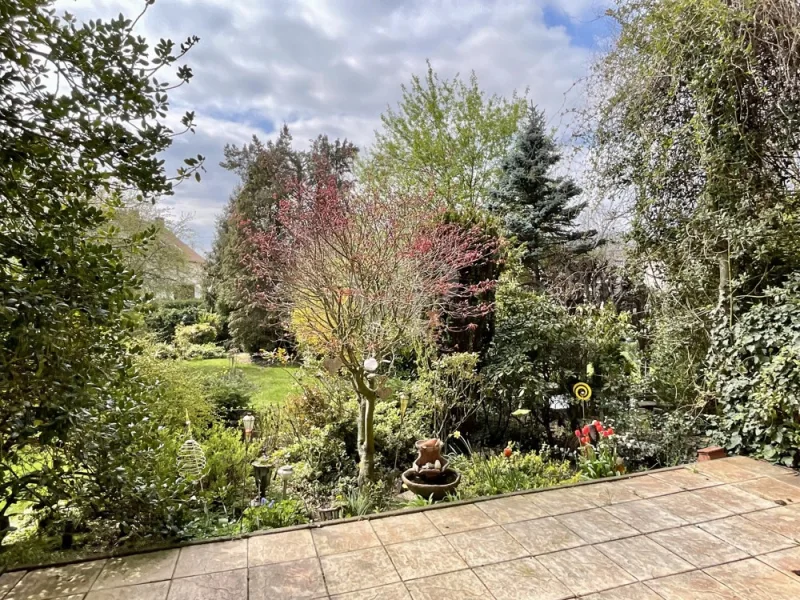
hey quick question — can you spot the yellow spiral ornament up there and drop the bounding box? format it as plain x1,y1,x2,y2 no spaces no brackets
572,382,592,402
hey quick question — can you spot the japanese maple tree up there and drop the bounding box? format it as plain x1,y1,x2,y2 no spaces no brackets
242,167,497,482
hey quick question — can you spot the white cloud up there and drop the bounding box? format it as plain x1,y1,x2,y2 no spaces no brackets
56,0,611,251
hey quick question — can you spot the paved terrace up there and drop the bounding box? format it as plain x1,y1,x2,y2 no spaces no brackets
3,457,800,599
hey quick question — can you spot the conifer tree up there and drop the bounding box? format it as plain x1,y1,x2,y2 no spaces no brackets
490,107,596,282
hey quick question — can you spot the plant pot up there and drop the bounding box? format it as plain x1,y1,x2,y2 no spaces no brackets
317,506,342,521
401,468,460,501
413,438,449,479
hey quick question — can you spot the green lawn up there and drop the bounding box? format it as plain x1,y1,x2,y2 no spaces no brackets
181,358,300,408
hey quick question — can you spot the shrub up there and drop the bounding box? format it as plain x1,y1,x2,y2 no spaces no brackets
450,448,578,498
175,322,218,346
202,370,255,426
707,275,800,466
183,343,227,360
144,300,204,342
242,499,308,532
151,342,180,360
200,424,258,512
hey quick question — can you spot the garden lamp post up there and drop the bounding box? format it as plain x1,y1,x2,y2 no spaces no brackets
251,456,272,501
277,465,293,500
242,413,255,443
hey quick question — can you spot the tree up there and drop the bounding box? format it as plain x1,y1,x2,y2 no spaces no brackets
0,1,202,543
588,0,800,317
490,106,597,284
242,171,497,483
207,127,357,351
364,62,526,209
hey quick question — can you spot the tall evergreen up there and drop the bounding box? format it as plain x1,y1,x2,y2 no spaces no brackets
489,106,597,281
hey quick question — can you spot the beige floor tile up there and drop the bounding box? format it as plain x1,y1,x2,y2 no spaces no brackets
555,507,638,544
582,583,663,600
321,546,400,595
723,456,794,478
699,515,795,555
312,521,381,556
705,557,800,599
651,491,734,524
574,481,641,506
691,484,776,514
596,536,693,581
694,460,764,484
0,572,26,597
370,513,439,545
537,546,636,596
248,557,326,600
86,581,170,600
744,505,800,542
405,569,492,600
474,557,573,600
331,582,411,600
385,536,466,580
645,571,742,599
173,540,247,578
248,529,316,566
504,516,584,555
775,472,800,489
447,525,528,567
424,504,495,535
93,550,178,590
475,495,546,524
650,468,719,491
530,487,597,516
648,526,747,568
760,545,800,577
605,499,687,533
737,477,800,505
6,560,106,600
620,475,683,499
167,569,247,600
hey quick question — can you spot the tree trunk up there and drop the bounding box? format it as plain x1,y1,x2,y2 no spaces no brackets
359,392,376,485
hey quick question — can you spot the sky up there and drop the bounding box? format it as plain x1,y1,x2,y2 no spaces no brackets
59,0,614,252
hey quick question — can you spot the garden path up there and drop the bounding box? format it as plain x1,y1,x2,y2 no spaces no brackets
3,457,800,599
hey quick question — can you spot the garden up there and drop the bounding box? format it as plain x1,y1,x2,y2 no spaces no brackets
2,0,800,569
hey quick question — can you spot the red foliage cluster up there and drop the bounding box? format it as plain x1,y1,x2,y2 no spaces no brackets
238,169,499,359
575,420,614,446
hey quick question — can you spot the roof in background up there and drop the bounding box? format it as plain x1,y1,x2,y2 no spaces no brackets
161,227,205,264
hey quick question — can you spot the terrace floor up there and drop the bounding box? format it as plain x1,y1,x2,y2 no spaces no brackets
3,457,800,599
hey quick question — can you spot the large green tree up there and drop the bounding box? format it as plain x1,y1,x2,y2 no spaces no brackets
490,106,597,284
0,0,202,542
588,0,800,455
364,62,526,209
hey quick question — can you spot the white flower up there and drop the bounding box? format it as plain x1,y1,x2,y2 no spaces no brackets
363,357,379,372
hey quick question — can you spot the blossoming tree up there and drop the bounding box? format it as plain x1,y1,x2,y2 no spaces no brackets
242,167,497,482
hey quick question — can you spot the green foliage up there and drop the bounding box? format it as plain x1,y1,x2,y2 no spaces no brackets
202,370,255,426
242,499,309,532
410,353,483,440
0,0,203,541
364,61,526,208
175,322,218,346
200,424,258,511
450,450,578,498
143,300,204,343
707,276,800,466
577,439,623,480
182,344,227,360
490,106,596,278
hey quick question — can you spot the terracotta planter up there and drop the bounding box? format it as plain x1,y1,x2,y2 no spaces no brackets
414,438,449,479
401,468,460,501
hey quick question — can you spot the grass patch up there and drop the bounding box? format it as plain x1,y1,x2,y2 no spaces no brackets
181,358,300,408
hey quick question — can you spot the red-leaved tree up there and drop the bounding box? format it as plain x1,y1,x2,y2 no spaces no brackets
242,171,497,482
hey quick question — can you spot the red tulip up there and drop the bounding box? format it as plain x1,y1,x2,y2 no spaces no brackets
582,425,590,436
574,429,581,438
596,421,603,431
503,447,513,457
607,428,615,436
